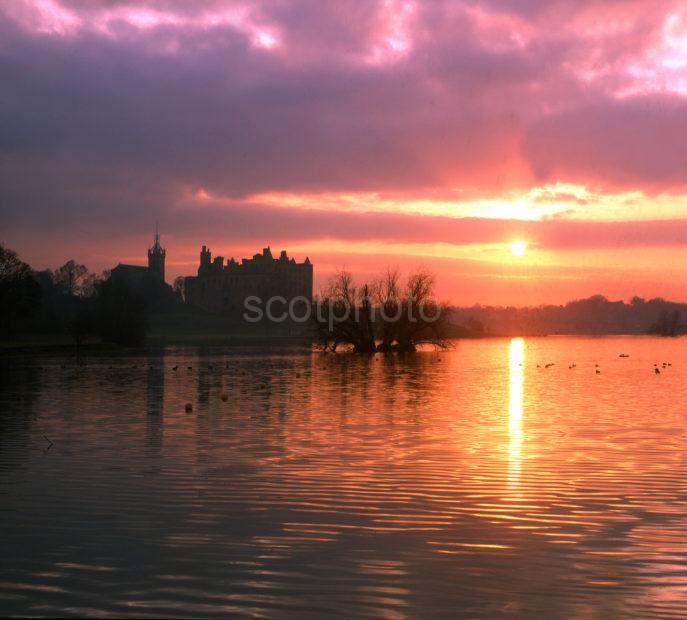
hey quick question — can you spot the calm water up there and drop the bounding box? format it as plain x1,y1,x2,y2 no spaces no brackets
2,337,687,618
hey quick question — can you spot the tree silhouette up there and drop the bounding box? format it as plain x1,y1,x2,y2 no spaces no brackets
315,270,377,353
0,244,41,337
393,271,449,352
314,268,450,353
51,260,96,297
649,309,682,337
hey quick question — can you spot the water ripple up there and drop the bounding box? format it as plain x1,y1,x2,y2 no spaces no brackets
1,337,687,617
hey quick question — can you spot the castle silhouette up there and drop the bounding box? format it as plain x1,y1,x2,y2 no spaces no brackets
185,245,313,314
111,229,313,315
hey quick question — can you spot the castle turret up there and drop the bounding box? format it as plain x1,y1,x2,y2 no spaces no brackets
184,244,314,313
200,245,212,273
147,225,166,282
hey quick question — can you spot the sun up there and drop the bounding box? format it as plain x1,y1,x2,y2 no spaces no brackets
511,240,527,256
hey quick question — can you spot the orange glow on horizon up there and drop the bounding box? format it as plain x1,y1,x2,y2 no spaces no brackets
185,184,687,223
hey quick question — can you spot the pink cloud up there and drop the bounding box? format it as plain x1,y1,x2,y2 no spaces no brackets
2,0,687,304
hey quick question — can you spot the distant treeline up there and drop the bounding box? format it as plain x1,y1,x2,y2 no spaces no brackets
451,295,685,337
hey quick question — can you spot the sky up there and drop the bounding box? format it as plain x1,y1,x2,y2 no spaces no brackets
2,0,687,305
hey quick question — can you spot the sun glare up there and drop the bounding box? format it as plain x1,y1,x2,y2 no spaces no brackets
511,240,527,256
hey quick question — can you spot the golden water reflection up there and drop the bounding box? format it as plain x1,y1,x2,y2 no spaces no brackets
4,338,687,617
508,337,524,490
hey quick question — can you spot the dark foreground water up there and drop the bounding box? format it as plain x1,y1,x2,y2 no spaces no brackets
2,337,687,618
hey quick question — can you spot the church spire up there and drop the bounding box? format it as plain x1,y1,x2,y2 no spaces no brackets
148,222,165,281
153,221,162,251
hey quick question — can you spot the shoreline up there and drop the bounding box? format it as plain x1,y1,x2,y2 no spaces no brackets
1,332,682,358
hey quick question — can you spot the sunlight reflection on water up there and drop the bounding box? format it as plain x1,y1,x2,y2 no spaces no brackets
508,337,524,492
2,337,687,618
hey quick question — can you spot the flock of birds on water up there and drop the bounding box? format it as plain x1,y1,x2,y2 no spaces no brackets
55,352,675,416
170,353,673,412
534,354,672,375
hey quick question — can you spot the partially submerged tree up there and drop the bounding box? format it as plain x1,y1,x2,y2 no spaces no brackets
376,269,401,352
314,268,450,353
315,271,377,353
392,271,448,352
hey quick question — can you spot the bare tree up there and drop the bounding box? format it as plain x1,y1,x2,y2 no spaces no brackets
51,260,96,297
315,270,377,353
394,271,451,352
375,269,400,352
313,267,450,353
